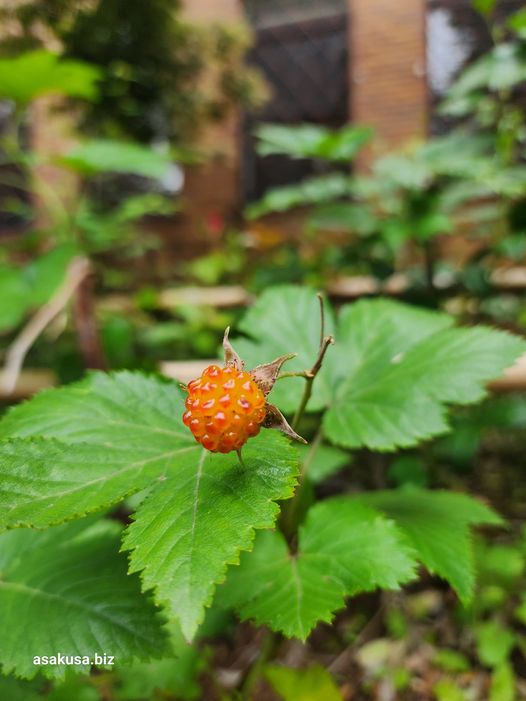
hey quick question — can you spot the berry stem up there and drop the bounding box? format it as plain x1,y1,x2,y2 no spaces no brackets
292,334,333,431
280,294,334,543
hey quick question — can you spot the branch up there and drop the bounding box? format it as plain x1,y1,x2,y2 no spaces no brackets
292,294,334,430
1,256,91,396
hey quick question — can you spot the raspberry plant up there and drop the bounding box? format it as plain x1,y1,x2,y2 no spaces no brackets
0,285,524,680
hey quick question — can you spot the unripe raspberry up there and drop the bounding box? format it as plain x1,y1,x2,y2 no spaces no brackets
183,365,267,453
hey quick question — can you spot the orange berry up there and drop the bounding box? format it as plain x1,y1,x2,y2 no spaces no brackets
183,366,267,453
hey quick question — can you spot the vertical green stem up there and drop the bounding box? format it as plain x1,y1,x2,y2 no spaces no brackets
280,295,334,543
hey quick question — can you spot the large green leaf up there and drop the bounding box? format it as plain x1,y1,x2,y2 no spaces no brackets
0,519,167,679
324,311,526,450
61,140,172,179
358,488,503,603
0,373,193,528
0,675,42,701
232,287,526,451
0,371,187,444
0,51,100,105
0,372,298,640
123,432,298,640
0,437,184,530
218,499,416,639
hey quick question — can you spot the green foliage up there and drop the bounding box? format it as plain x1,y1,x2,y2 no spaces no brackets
246,174,353,219
60,140,172,179
0,675,43,701
476,620,515,667
114,620,211,701
472,0,497,17
122,432,298,640
443,43,526,112
0,518,167,679
0,372,298,641
297,442,349,484
0,284,520,656
218,500,417,639
234,286,336,413
433,649,470,674
360,489,503,603
265,664,343,701
0,266,33,332
490,662,516,701
1,0,262,144
0,245,75,332
234,287,525,450
434,679,467,701
509,8,526,38
255,123,373,162
0,50,101,105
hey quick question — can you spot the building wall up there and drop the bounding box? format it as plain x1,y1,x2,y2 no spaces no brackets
349,0,428,163
178,0,244,233
184,0,429,204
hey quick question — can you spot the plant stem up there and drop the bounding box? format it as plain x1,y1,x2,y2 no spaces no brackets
240,298,334,697
292,335,333,430
422,239,436,295
240,629,277,700
280,294,334,542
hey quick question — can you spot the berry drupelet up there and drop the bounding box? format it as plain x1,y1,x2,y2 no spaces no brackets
182,328,306,454
183,365,267,453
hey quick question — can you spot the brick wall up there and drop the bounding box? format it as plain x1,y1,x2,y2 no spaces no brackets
349,0,427,161
178,0,244,228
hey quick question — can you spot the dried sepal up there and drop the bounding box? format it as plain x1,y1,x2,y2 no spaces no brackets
264,403,307,444
251,353,297,397
223,326,243,371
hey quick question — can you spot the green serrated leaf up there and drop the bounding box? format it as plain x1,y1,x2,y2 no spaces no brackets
265,664,343,701
218,499,416,639
234,286,336,413
0,436,186,530
231,287,526,451
323,299,453,450
324,301,525,450
0,371,187,445
0,372,298,641
358,489,503,603
0,519,167,679
0,373,195,530
123,431,298,640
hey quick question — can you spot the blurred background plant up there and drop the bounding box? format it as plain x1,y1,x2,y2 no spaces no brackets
1,0,526,699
